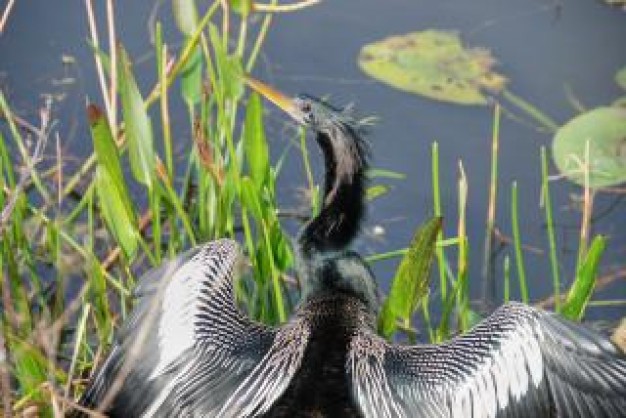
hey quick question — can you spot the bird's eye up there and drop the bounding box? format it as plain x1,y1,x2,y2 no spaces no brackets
301,101,312,114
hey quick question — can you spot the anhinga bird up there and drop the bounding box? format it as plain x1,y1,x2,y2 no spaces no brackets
72,79,626,417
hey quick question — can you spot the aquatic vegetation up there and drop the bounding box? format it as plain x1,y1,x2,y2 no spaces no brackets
378,216,441,339
358,30,507,105
552,106,626,188
359,31,626,191
358,29,560,134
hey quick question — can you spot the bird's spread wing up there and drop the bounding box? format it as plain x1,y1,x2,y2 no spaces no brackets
77,239,309,417
348,302,626,418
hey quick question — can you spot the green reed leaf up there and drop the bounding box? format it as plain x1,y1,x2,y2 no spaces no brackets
117,46,156,189
561,235,606,320
379,216,442,337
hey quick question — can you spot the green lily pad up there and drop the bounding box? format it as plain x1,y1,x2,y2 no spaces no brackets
358,30,507,105
552,107,626,188
616,66,626,91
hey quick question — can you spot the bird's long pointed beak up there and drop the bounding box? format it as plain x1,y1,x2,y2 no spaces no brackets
245,77,297,115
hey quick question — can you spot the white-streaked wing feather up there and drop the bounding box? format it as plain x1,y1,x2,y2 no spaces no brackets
76,239,309,417
216,319,311,416
348,302,626,418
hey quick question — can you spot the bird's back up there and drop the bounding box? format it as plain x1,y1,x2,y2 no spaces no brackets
263,293,367,417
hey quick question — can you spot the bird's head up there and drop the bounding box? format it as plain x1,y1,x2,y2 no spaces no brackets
245,78,369,187
245,77,347,129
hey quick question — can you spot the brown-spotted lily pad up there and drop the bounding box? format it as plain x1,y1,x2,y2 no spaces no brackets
552,107,626,188
358,30,507,105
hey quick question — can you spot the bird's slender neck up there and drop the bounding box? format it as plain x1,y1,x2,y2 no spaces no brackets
298,124,368,257
294,117,379,314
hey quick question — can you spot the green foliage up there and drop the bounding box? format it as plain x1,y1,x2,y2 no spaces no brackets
0,2,289,412
117,46,157,190
180,42,204,106
208,24,245,101
241,176,264,219
244,93,270,188
561,236,606,320
9,338,56,405
379,217,442,338
89,104,138,259
359,30,507,105
86,253,113,342
552,106,626,188
95,167,139,259
540,146,561,309
358,29,561,132
173,0,204,107
230,0,253,17
510,181,529,303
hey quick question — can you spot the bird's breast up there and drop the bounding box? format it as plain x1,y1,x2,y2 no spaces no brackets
262,295,366,417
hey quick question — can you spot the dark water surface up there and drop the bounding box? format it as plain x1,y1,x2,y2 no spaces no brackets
1,0,625,322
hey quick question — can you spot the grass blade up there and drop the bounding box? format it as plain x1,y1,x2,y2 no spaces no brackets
540,146,561,309
431,142,447,303
502,89,559,133
208,24,244,101
481,104,500,310
561,235,606,320
511,181,529,303
243,92,270,188
118,45,156,189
